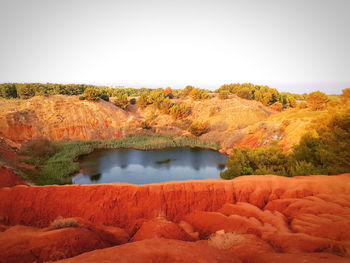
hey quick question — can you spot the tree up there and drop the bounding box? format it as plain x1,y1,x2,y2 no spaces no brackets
236,87,252,100
137,94,149,110
16,84,35,99
159,98,173,114
306,91,328,111
190,88,209,100
184,85,195,95
114,93,128,109
164,87,173,98
341,88,350,102
0,83,17,98
83,87,100,101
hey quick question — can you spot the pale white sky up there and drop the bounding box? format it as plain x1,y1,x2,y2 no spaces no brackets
0,0,349,93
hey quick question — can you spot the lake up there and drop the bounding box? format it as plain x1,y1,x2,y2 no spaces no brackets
72,148,228,184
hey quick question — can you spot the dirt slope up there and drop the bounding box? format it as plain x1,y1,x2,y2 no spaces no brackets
0,95,136,144
0,95,324,154
0,174,350,262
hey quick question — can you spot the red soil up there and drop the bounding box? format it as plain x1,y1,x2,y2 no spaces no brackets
0,167,27,187
0,218,129,263
0,174,350,262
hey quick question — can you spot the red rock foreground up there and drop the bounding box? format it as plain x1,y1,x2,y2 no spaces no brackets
1,174,350,262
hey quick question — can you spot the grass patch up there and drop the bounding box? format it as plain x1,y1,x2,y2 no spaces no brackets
22,135,220,185
50,216,79,230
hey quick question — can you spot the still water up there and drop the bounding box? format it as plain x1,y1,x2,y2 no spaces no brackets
72,148,228,184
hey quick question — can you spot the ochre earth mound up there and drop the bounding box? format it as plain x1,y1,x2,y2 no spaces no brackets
1,95,321,152
0,95,133,144
0,174,350,262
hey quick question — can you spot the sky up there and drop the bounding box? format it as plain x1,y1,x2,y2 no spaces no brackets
0,0,349,94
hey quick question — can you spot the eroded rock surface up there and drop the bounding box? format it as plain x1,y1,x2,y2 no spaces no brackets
0,174,350,262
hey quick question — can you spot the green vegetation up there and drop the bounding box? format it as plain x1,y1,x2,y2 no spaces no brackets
21,135,220,185
216,83,305,109
188,121,209,136
114,93,128,109
169,104,191,120
0,83,153,100
221,97,350,179
190,88,209,100
306,91,328,111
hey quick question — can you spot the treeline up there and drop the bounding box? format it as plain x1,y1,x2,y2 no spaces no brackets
0,83,151,100
221,88,350,179
216,83,307,109
0,82,336,112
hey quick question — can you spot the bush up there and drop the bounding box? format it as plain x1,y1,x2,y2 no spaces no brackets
164,87,173,98
114,93,128,109
100,93,109,102
16,84,35,99
169,104,191,120
83,87,100,101
307,91,328,111
218,91,229,100
0,83,17,98
298,101,307,109
190,88,209,100
220,146,289,179
236,87,252,100
20,139,58,159
50,216,79,230
184,85,195,95
188,121,209,136
141,121,151,130
137,94,149,110
270,102,283,111
159,98,173,114
130,98,136,105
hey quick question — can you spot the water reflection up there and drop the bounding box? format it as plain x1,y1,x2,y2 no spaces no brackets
72,148,228,185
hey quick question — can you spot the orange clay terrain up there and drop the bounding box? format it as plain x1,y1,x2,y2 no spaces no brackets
0,174,350,262
1,95,348,262
0,95,323,152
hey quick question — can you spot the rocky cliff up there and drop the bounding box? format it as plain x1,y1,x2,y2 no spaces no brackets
1,174,350,262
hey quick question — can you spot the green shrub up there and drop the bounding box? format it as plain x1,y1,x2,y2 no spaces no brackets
20,139,58,159
100,93,109,102
83,87,100,101
130,98,137,105
236,88,252,100
16,84,35,99
0,83,17,98
220,146,289,179
141,121,151,130
159,98,173,114
190,88,209,100
170,104,191,120
114,93,128,109
137,94,149,109
188,121,209,136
